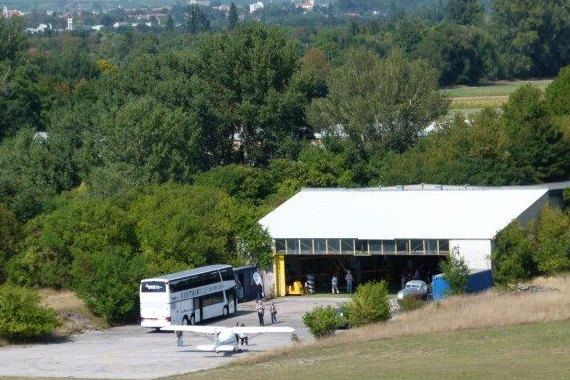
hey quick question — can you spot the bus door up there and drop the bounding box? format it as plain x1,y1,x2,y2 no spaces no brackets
238,273,245,301
194,297,203,322
226,288,236,313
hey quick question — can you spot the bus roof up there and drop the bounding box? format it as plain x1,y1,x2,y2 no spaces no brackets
141,264,232,283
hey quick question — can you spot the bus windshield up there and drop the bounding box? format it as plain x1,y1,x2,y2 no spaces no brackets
141,281,167,293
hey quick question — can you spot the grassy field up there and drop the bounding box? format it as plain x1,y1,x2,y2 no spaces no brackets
441,79,553,115
173,321,570,380
442,80,552,98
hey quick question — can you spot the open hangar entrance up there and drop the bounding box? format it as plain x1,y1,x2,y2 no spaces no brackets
283,254,445,293
273,238,450,295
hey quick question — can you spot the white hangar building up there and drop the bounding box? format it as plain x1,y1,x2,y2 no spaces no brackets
259,183,568,297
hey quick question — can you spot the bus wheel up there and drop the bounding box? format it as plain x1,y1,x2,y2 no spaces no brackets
182,316,190,325
223,306,229,317
190,315,195,325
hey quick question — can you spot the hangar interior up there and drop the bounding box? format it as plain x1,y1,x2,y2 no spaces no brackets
283,254,444,293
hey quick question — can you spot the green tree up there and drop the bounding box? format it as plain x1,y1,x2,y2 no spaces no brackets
344,281,390,327
0,63,46,140
194,164,274,205
379,109,518,186
0,204,20,283
228,3,238,30
0,128,77,221
130,184,271,272
415,24,498,85
439,251,470,295
71,247,141,324
446,0,484,25
308,49,449,160
491,0,570,78
187,5,210,34
196,23,314,166
502,85,570,183
534,206,570,274
95,96,206,184
0,16,28,64
8,191,137,289
545,66,570,116
165,14,175,33
491,222,536,285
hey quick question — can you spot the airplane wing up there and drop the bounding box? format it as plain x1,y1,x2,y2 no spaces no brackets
232,326,294,334
161,325,294,334
161,325,225,334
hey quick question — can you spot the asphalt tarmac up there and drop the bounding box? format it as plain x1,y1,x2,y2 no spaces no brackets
0,297,344,379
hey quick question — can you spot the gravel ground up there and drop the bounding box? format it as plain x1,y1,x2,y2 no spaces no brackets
0,297,345,379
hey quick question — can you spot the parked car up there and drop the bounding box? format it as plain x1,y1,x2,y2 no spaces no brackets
396,280,428,300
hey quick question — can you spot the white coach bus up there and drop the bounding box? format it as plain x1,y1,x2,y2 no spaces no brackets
140,264,237,328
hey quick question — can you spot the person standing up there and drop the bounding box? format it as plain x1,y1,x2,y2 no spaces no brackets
345,270,353,294
256,300,265,326
176,330,183,347
331,274,339,294
270,301,277,324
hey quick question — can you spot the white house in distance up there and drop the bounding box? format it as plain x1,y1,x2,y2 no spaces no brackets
259,183,568,297
249,1,264,13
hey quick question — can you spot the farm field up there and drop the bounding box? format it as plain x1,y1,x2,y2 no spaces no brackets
176,320,570,380
442,79,553,116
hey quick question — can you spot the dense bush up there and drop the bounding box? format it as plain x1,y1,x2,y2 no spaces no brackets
439,252,470,295
492,222,536,285
492,206,570,285
0,205,20,283
344,281,390,328
0,285,60,341
302,305,345,338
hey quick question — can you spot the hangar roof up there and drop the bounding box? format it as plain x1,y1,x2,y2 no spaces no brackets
259,187,549,240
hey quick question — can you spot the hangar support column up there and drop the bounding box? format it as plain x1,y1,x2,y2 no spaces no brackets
274,254,286,296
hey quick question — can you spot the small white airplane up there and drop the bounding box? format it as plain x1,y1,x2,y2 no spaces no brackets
161,325,295,353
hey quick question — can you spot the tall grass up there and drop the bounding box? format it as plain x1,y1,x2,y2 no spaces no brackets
345,275,570,343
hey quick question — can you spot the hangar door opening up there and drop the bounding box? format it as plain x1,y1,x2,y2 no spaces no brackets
283,255,445,294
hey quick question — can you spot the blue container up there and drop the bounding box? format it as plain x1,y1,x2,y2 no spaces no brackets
432,269,493,300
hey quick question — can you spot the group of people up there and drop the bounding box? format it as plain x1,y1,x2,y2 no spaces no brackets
331,270,353,294
255,300,278,325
